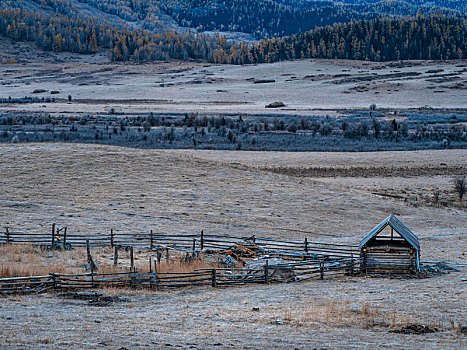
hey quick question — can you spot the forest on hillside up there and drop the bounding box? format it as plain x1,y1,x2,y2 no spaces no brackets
53,0,467,39
218,15,467,64
0,5,232,61
0,0,466,63
162,0,466,39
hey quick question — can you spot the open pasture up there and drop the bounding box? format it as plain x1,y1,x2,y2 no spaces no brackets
0,143,466,348
1,59,466,117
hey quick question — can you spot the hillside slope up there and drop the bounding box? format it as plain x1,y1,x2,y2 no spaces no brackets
5,0,466,39
0,0,465,63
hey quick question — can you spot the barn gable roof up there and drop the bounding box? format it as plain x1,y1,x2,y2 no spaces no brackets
359,215,419,250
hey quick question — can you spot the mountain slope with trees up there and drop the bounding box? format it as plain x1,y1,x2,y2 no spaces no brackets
0,0,465,63
5,0,465,39
219,14,467,64
161,0,466,39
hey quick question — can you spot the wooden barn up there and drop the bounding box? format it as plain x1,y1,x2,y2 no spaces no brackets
359,215,420,274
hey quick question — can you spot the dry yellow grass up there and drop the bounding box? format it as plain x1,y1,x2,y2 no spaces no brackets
154,256,217,274
0,243,79,277
0,243,217,278
278,299,413,329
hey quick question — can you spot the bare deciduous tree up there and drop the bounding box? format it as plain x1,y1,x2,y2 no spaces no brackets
454,176,466,200
433,189,440,205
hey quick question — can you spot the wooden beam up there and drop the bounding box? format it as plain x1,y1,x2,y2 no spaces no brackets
211,269,217,288
154,258,159,290
130,246,134,272
51,223,55,247
63,227,67,250
320,259,324,280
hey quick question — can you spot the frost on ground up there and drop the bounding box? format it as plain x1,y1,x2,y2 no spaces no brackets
0,273,466,349
0,144,465,260
0,59,466,116
0,143,466,348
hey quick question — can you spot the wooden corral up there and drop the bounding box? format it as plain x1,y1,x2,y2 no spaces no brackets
359,215,420,274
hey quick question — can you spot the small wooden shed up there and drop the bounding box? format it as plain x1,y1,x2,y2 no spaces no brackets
359,215,420,274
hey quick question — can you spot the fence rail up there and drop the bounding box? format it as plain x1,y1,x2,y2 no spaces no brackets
0,225,361,294
0,258,358,294
0,227,359,259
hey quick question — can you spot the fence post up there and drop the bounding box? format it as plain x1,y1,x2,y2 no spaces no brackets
192,238,196,252
86,239,98,272
51,273,57,289
264,260,269,284
211,269,217,288
200,230,204,250
114,245,118,266
157,249,161,263
350,253,354,276
320,258,324,280
110,229,114,248
154,259,159,290
150,230,153,250
166,248,169,262
149,256,154,288
304,237,308,253
51,223,56,247
130,246,134,272
5,227,10,244
62,227,67,250
362,249,367,275
86,239,91,263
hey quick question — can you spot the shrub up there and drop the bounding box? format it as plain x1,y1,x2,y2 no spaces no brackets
266,101,285,108
227,129,234,142
287,122,297,133
143,121,151,132
454,176,466,200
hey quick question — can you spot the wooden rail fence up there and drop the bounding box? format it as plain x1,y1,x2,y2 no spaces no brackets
0,226,359,259
0,224,361,294
0,257,358,295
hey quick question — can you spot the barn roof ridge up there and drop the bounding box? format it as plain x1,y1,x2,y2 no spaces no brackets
359,214,420,250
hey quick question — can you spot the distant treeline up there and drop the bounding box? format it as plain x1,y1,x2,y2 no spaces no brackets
74,0,467,39
0,96,55,104
218,14,467,64
1,111,466,151
163,0,466,39
0,1,465,63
